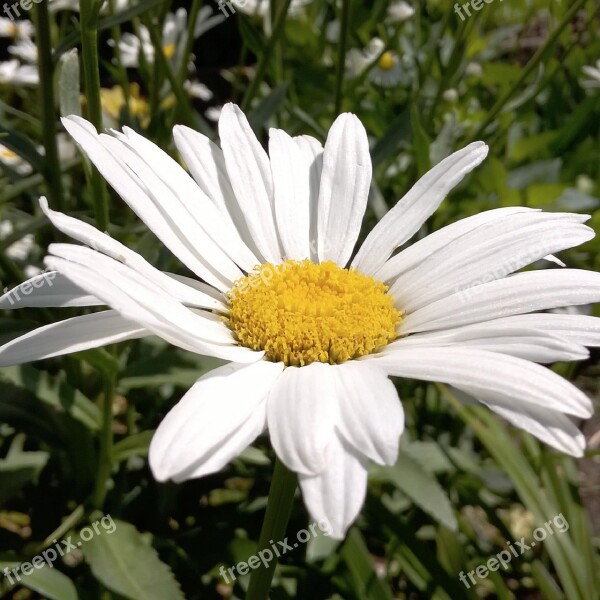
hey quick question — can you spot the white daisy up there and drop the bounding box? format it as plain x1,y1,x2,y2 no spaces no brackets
1,105,599,539
0,17,34,38
0,59,38,86
386,1,415,24
8,35,37,63
113,7,224,69
581,59,600,89
347,38,404,88
0,220,35,262
0,143,33,174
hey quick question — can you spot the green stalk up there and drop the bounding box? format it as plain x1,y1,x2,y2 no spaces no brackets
246,458,297,599
474,0,587,137
241,0,293,111
35,0,65,212
177,0,201,87
79,0,109,230
333,0,350,116
93,376,115,509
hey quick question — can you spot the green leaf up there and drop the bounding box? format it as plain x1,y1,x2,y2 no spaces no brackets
248,82,289,131
112,431,153,463
371,108,411,167
0,561,78,600
0,365,101,431
0,123,46,174
82,519,184,600
0,435,49,504
340,528,394,600
370,454,458,531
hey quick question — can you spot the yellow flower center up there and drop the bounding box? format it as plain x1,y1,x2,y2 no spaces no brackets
0,148,17,159
228,260,402,367
163,44,175,59
377,52,396,71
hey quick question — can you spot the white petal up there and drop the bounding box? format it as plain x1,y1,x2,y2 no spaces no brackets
388,324,589,363
44,254,261,364
473,314,600,348
0,271,99,309
376,207,538,282
40,198,226,311
149,361,284,482
317,113,372,266
294,135,323,262
391,212,593,312
299,433,368,540
117,126,259,273
352,142,489,275
173,124,264,262
401,269,600,334
269,128,312,260
62,116,232,291
267,363,338,475
0,310,148,366
334,362,403,465
465,387,586,457
100,133,243,287
374,346,593,418
218,103,282,263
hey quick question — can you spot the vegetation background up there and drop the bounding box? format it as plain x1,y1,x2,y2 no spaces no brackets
0,0,599,598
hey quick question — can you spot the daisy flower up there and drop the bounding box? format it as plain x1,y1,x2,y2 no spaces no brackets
347,38,405,88
0,143,33,175
113,7,224,69
581,59,600,89
1,105,599,538
386,1,415,24
0,17,34,38
0,59,38,86
8,35,38,63
0,220,35,262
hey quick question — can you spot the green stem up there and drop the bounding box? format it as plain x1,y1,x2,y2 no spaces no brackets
246,458,297,599
35,0,65,212
79,0,109,230
473,0,587,137
177,0,201,87
241,0,293,111
333,0,350,116
93,376,115,509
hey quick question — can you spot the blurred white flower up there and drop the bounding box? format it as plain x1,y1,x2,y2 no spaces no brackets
112,7,224,69
0,221,35,262
442,88,459,103
49,0,130,13
581,59,600,89
0,59,38,86
0,17,34,38
0,144,33,175
466,61,483,78
184,80,213,101
205,105,223,122
387,1,415,24
9,36,38,63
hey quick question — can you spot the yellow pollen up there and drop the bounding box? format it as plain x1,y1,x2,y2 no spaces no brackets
0,148,17,159
163,43,176,59
377,52,396,71
227,260,402,367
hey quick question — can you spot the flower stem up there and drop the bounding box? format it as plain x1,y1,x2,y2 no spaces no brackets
93,376,115,509
473,0,587,137
35,0,65,212
79,0,109,230
246,457,297,599
241,0,293,112
333,0,350,116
